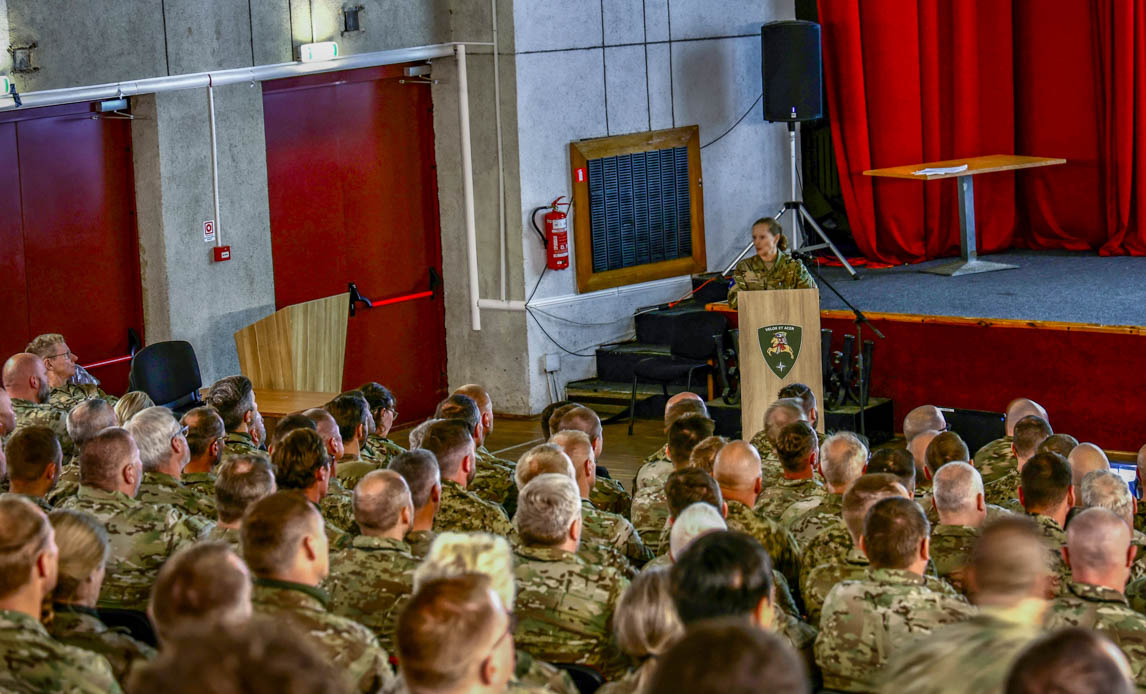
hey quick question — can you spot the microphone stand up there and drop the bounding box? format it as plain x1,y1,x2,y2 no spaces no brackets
790,250,884,438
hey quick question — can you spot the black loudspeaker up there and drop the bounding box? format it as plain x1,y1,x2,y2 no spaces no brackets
761,20,823,122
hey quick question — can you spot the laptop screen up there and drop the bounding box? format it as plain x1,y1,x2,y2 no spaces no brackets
1110,461,1139,499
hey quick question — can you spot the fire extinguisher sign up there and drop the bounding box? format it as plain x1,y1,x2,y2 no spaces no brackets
575,167,586,183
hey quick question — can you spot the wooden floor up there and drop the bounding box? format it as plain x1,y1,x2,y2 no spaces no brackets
392,416,666,492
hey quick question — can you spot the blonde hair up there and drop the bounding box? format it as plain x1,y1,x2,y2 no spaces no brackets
25,334,65,359
115,391,155,425
614,567,685,691
49,510,109,601
689,435,729,474
414,532,515,609
515,443,576,490
752,217,788,251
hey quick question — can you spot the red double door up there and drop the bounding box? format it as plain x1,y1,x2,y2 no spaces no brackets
263,64,448,424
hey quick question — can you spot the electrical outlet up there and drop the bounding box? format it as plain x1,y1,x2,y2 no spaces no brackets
544,353,561,373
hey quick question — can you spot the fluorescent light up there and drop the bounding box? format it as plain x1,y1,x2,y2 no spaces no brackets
299,42,339,63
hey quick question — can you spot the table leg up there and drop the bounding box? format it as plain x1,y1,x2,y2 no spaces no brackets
922,174,1018,276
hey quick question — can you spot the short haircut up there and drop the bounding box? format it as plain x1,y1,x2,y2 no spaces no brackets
214,455,277,524
241,491,323,577
0,497,52,598
397,575,503,693
549,429,594,468
1020,451,1072,512
407,418,440,450
555,406,603,443
649,617,809,694
149,542,251,642
326,392,371,444
182,406,225,459
670,503,727,559
1005,627,1134,694
866,448,916,492
514,443,575,489
932,462,983,515
78,427,135,490
778,382,815,417
1038,433,1078,459
414,532,515,610
126,618,344,694
665,468,724,518
515,474,581,547
5,425,61,482
1081,470,1135,523
665,398,708,428
25,333,65,358
819,431,868,488
270,413,317,449
114,391,155,426
65,399,116,447
842,473,907,541
205,375,256,432
667,414,716,464
420,419,474,478
969,516,1049,601
358,382,395,413
126,406,181,473
863,497,930,570
689,435,728,474
614,567,683,659
774,420,817,473
764,398,805,444
1013,415,1053,458
271,429,329,491
670,530,773,625
354,469,412,533
434,394,481,433
389,449,441,509
540,400,574,439
49,509,109,602
924,431,970,475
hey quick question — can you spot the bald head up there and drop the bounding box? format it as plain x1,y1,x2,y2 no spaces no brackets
819,432,868,491
1065,508,1133,587
664,391,704,426
967,517,1048,606
669,502,727,560
713,441,762,492
1005,398,1047,435
454,384,491,413
908,430,939,476
1069,443,1110,491
903,406,945,443
2,353,50,404
354,469,413,537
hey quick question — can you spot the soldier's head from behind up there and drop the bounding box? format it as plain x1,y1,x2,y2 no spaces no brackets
613,567,684,677
667,414,715,469
907,429,939,482
148,542,252,645
669,502,727,561
114,391,155,426
664,391,706,430
78,426,143,497
515,473,582,552
665,467,725,521
388,449,442,529
689,435,728,474
965,516,1049,608
1038,432,1078,460
454,384,494,439
354,469,413,540
414,532,515,610
555,405,604,458
902,405,946,443
932,461,986,528
841,472,910,546
1013,415,1053,467
274,413,319,452
435,393,483,445
763,398,806,448
1003,398,1048,435
1005,627,1134,694
327,392,373,452
866,447,917,496
180,406,225,472
514,442,575,491
66,398,117,449
549,429,597,497
299,408,342,461
1019,451,1073,522
397,574,515,694
649,617,809,694
49,509,108,608
1081,470,1136,528
271,428,332,504
241,491,329,586
540,400,575,439
214,454,277,529
205,375,264,445
1063,507,1135,593
1068,442,1110,506
6,425,62,498
407,418,441,450
421,418,477,488
127,406,191,478
359,381,397,438
923,431,969,480
0,496,57,614
819,431,868,493
670,530,775,630
860,496,930,575
0,385,15,436
2,352,51,404
774,420,818,475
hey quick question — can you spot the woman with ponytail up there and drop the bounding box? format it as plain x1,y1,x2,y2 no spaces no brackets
727,217,816,308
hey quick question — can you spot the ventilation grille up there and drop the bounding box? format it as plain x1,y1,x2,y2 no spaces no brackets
587,146,692,273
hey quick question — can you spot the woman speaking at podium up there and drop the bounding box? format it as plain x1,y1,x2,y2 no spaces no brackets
727,217,817,309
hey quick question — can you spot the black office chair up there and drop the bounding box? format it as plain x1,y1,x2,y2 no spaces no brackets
97,607,157,647
627,311,728,434
128,340,204,416
553,663,605,694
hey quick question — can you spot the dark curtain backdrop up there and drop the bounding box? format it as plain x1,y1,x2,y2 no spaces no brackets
818,0,1146,263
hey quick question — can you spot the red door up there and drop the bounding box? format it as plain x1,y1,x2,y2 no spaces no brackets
263,65,448,424
0,103,142,394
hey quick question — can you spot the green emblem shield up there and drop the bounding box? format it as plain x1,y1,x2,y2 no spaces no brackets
758,324,802,379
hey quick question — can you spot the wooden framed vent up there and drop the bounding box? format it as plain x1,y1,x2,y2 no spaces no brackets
569,125,706,293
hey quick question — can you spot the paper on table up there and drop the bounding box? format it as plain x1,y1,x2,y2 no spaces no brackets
912,164,969,176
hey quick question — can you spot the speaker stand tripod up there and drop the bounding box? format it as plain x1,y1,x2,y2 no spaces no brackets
723,122,858,278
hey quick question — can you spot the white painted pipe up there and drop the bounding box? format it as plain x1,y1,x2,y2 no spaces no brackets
456,44,482,331
477,299,526,311
492,0,507,301
206,80,222,247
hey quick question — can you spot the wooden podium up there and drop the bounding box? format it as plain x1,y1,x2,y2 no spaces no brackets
233,293,349,393
737,289,824,438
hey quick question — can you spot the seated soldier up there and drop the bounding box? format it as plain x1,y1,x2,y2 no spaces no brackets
1068,442,1110,507
902,405,946,445
454,383,515,467
271,426,351,546
0,497,120,692
1080,470,1146,581
631,413,714,546
127,406,215,519
984,415,1053,508
26,333,117,411
786,431,867,543
327,391,378,490
242,491,395,694
58,427,201,611
929,462,989,595
756,421,826,521
48,509,155,687
358,381,405,465
973,398,1047,484
814,497,974,691
113,392,154,426
52,398,118,504
2,353,72,457
298,409,343,461
780,382,819,431
387,449,442,558
4,425,61,510
397,575,516,694
1019,451,1075,595
325,469,419,653
555,405,631,515
634,392,706,492
918,431,971,507
423,418,511,536
436,392,515,510
147,542,252,645
1006,627,1135,694
866,447,917,496
669,530,782,632
660,502,727,567
297,408,357,532
512,473,630,679
179,406,225,494
204,375,267,459
749,398,807,486
1039,432,1079,459
689,434,728,475
207,454,276,548
600,567,684,694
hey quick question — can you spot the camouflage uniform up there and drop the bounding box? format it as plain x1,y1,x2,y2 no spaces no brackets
929,524,980,596
10,398,73,459
325,535,419,653
204,524,242,551
973,435,1016,486
983,469,1020,508
136,471,216,520
634,445,671,492
814,568,975,691
800,520,854,593
1030,513,1071,596
724,500,803,587
47,603,155,686
1046,581,1146,690
727,251,817,309
0,492,51,513
46,464,81,506
251,578,395,694
590,475,632,518
58,485,202,611
320,478,358,534
433,479,512,536
361,434,405,466
469,455,517,511
582,499,653,566
222,431,268,461
406,529,436,558
785,492,844,545
1136,504,1146,537
334,453,379,491
510,530,636,580
748,430,786,488
0,608,122,693
754,477,826,524
629,486,670,549
180,470,216,498
877,605,1045,694
513,544,631,680
515,650,579,694
47,382,117,413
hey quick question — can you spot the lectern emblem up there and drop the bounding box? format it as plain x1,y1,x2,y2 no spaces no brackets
758,324,802,379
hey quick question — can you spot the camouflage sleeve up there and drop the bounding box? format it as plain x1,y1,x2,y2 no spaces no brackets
165,507,208,552
729,260,751,309
793,258,817,289
616,518,654,565
345,627,398,694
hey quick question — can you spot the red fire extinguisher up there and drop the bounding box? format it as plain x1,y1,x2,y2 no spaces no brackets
544,196,571,270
